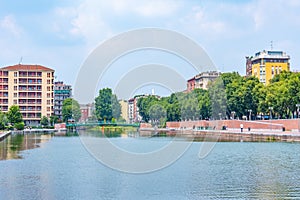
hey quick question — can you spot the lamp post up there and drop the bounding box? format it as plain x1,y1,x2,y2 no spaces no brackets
231,111,236,120
296,104,300,118
248,109,252,121
218,113,222,120
268,107,273,120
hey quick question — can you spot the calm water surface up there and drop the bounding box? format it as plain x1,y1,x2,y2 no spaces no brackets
0,131,300,200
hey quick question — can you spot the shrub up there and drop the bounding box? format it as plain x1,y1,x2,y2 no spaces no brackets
14,122,25,130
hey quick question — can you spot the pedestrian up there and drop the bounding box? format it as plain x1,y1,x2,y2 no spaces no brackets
240,123,244,132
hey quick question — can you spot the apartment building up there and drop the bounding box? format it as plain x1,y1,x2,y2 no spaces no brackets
0,64,54,125
54,81,72,120
247,50,290,85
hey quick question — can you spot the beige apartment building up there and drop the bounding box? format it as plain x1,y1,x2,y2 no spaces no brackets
0,64,54,125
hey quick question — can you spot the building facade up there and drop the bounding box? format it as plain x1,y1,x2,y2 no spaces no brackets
187,71,221,92
119,100,129,122
79,103,95,122
245,56,253,77
54,81,72,120
0,64,54,125
187,77,195,92
248,50,290,85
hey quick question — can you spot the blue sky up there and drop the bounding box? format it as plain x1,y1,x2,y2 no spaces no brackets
1,0,300,101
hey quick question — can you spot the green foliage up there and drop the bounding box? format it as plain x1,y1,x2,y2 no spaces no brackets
7,105,23,124
62,98,82,122
95,88,121,121
50,115,59,126
0,111,8,130
14,122,25,130
40,116,49,126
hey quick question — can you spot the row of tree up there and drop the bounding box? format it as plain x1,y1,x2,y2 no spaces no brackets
136,71,300,127
0,97,82,130
0,87,122,130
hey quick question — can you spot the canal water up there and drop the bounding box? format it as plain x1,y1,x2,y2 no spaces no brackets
0,131,300,200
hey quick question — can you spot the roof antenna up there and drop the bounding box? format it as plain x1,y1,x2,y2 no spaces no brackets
19,57,23,64
270,41,273,50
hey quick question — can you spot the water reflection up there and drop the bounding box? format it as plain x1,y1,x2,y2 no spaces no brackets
0,133,52,160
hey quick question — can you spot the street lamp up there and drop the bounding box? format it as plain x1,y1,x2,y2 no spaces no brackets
218,113,222,120
296,104,300,118
231,111,236,120
248,109,252,121
268,107,273,120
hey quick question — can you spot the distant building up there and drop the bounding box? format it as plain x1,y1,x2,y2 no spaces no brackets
79,103,95,122
187,71,221,91
54,81,72,120
247,50,290,85
245,56,253,77
128,97,139,123
0,64,54,125
187,77,195,92
128,94,160,123
119,100,129,122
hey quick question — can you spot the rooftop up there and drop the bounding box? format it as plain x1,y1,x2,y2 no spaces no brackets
1,64,54,71
251,50,290,61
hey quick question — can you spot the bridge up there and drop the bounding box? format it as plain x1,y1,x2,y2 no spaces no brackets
66,122,140,128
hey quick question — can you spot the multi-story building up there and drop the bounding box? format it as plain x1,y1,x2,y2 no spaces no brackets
248,50,290,85
187,71,221,92
54,81,72,120
187,77,195,92
128,94,160,123
245,56,253,77
119,100,129,122
79,103,95,122
0,64,54,125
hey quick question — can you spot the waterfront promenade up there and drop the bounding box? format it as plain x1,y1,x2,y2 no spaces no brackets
0,131,11,141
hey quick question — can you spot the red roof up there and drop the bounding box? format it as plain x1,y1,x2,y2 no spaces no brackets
1,64,54,71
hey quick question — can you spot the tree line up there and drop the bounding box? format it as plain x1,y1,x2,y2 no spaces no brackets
136,71,300,127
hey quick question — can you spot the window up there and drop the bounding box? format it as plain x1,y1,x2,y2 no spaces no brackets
47,93,50,98
14,86,17,91
47,73,51,78
47,107,51,111
47,79,50,84
14,79,17,84
14,93,17,97
14,72,17,77
47,100,51,105
13,100,17,104
47,86,50,91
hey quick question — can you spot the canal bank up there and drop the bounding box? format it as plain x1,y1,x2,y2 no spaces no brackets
139,129,300,142
0,131,11,141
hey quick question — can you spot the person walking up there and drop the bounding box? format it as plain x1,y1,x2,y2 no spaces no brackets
240,123,244,132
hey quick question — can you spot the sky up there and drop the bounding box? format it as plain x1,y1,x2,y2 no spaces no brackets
1,0,300,102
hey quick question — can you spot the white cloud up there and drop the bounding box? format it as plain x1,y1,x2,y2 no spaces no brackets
179,6,228,38
134,0,181,17
0,15,22,37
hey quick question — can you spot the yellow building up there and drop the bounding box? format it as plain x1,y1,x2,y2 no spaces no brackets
119,100,129,122
249,50,290,85
0,64,54,125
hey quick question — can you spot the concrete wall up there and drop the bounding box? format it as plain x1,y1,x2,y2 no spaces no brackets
166,119,300,131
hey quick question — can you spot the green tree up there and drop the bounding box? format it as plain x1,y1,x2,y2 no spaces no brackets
40,116,49,126
50,115,59,126
208,77,227,120
7,105,23,124
149,103,167,127
62,98,81,122
0,111,8,130
112,94,121,119
95,88,121,121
